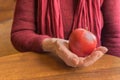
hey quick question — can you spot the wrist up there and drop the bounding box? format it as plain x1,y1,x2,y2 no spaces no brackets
42,38,57,52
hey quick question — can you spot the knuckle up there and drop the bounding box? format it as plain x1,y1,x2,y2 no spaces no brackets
65,59,79,67
82,60,95,67
82,63,90,67
55,40,59,46
71,59,79,67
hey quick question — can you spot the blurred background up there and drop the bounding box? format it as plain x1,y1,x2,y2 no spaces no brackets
0,0,19,57
0,0,15,22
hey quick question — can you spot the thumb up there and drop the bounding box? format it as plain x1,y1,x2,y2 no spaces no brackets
95,46,108,54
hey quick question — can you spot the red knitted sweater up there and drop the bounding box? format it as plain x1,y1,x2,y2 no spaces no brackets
11,0,120,57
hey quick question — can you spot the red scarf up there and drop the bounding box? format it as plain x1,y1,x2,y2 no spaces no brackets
37,0,103,45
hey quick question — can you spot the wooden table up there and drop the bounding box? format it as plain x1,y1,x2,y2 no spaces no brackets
0,52,120,80
0,0,15,22
0,20,19,57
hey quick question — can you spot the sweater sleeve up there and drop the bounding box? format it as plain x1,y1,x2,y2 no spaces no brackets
11,0,50,53
101,0,120,57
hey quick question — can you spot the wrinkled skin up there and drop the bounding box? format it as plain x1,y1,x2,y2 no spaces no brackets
42,38,108,67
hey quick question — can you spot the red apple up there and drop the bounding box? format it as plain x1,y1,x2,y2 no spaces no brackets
69,28,97,57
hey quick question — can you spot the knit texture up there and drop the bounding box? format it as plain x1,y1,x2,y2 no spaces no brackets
11,0,120,56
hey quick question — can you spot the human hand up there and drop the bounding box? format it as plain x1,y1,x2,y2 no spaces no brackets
42,38,108,67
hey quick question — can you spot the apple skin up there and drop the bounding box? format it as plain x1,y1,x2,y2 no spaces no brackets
69,28,97,57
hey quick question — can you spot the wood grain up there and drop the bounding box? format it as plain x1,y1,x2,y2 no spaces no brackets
0,0,16,22
0,20,19,57
0,52,120,80
0,10,14,22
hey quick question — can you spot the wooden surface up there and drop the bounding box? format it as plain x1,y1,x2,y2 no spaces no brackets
0,52,120,80
0,0,18,56
0,0,16,22
0,20,19,57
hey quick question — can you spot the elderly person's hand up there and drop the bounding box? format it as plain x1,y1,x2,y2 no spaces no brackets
42,38,108,67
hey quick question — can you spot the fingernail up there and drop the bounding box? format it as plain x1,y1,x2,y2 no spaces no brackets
102,47,108,53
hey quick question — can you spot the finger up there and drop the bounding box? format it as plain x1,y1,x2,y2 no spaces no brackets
55,40,79,67
77,46,108,67
58,47,79,67
77,57,85,67
94,46,108,53
63,40,69,49
82,50,104,67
